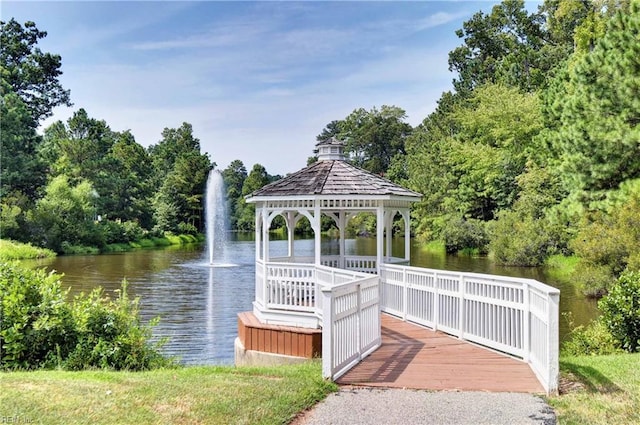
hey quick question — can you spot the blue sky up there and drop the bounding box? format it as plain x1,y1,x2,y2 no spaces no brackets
3,1,528,175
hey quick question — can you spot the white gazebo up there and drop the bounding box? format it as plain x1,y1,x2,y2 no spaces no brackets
245,138,421,328
235,139,559,395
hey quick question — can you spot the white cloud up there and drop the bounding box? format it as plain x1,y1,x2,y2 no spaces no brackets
31,1,482,175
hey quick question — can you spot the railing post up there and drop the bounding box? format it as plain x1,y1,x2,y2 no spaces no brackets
547,292,560,395
433,272,439,332
523,283,530,362
321,285,334,379
458,275,465,339
263,263,269,308
402,267,408,320
357,282,362,359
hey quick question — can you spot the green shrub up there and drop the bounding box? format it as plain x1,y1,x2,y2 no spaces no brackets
489,211,562,266
0,262,171,371
0,262,77,369
120,221,145,242
562,316,621,356
66,283,171,371
572,262,617,298
177,221,198,236
100,220,146,245
570,193,640,285
60,242,99,255
103,243,131,253
440,217,488,254
150,237,171,247
599,270,640,352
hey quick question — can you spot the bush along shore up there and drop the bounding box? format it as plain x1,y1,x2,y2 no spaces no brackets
0,239,56,261
0,234,204,259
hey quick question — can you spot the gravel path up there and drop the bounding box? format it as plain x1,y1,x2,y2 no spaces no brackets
294,387,556,425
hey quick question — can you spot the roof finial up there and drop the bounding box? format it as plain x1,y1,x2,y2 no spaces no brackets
315,137,346,161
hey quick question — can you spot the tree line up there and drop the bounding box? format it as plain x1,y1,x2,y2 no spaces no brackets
2,1,640,297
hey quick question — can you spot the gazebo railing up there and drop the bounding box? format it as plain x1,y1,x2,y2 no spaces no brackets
254,260,381,379
255,261,375,317
269,255,407,273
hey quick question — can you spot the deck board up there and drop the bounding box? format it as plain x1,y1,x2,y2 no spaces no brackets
337,314,545,393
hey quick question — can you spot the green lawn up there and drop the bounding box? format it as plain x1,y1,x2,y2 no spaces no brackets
2,354,638,425
549,353,640,425
0,361,337,425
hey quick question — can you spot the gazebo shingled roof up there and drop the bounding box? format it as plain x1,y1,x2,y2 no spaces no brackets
248,159,421,199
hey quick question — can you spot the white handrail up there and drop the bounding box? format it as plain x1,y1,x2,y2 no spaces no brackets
321,274,381,380
379,263,559,395
254,260,559,394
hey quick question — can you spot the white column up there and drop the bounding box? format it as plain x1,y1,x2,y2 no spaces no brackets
403,209,411,263
376,204,384,274
254,208,262,261
286,211,295,258
314,204,322,266
385,210,393,262
262,208,270,261
339,212,346,269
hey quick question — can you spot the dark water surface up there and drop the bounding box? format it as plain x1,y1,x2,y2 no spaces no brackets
29,237,598,365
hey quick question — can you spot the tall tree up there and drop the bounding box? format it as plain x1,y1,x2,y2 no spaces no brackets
0,89,46,201
0,19,72,122
149,123,204,181
27,175,100,252
406,84,543,240
148,123,212,233
107,131,154,227
236,164,271,231
448,0,547,94
222,160,247,229
333,105,411,176
545,2,640,194
44,109,115,184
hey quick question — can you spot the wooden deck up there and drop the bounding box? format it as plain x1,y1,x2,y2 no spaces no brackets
337,314,545,393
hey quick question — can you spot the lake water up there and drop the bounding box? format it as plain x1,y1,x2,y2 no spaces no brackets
28,236,598,365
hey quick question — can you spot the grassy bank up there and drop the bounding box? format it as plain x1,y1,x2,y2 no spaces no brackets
0,361,337,425
103,233,204,253
0,239,56,261
544,254,580,282
0,234,204,260
549,353,640,424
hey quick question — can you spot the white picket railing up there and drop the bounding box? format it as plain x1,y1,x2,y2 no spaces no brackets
253,260,381,380
255,258,559,393
320,274,381,380
379,263,560,394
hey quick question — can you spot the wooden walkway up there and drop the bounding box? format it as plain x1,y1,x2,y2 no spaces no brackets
337,314,545,393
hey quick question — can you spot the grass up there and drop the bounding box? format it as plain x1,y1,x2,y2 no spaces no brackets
2,353,638,424
544,254,580,281
549,353,640,425
0,361,337,425
420,240,446,254
0,239,56,260
104,234,204,253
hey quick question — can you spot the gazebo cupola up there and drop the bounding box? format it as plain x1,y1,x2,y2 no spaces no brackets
245,137,421,328
315,137,346,161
